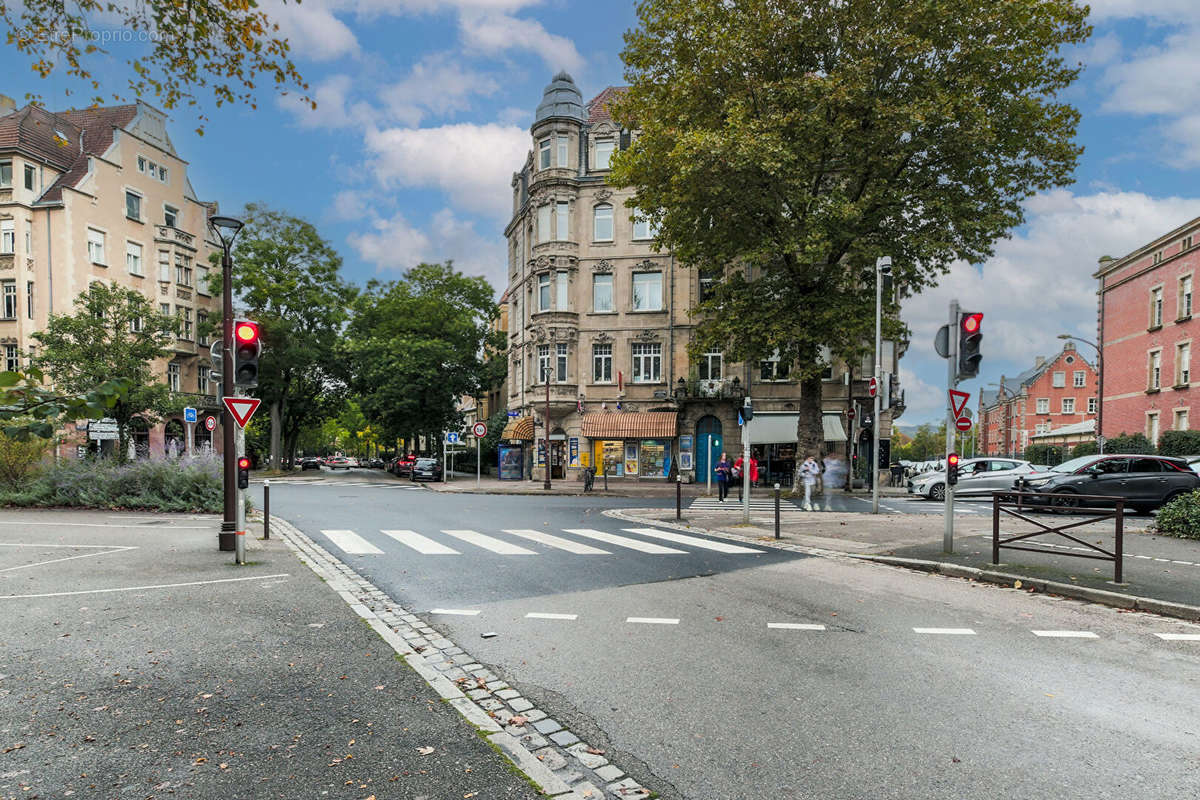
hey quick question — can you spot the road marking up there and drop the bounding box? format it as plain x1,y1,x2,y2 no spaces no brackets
430,608,480,616
563,528,687,554
0,573,290,599
620,527,765,554
381,529,460,555
502,529,611,555
1031,630,1099,638
768,623,826,631
0,542,134,549
913,627,977,635
1153,633,1200,641
319,529,384,555
0,545,136,573
0,520,210,530
441,529,537,555
626,617,679,625
525,612,578,620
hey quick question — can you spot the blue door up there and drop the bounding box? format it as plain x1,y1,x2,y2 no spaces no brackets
695,416,723,484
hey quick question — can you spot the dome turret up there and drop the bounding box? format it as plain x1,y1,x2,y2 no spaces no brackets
535,71,584,123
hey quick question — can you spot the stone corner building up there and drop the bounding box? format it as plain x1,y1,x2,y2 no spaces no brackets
501,73,905,484
0,95,223,458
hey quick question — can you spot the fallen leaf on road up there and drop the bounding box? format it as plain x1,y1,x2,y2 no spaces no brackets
586,747,605,755
714,616,723,622
374,685,385,690
219,763,228,769
509,716,527,726
951,757,961,763
418,746,435,755
1013,580,1022,589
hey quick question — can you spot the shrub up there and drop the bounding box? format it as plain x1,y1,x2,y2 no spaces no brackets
1156,429,1200,457
1022,443,1069,466
1104,432,1155,454
0,453,224,512
0,432,50,491
1153,490,1200,539
1071,441,1098,458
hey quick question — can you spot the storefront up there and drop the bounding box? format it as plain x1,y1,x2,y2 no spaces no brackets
581,411,678,479
498,415,534,481
745,412,848,486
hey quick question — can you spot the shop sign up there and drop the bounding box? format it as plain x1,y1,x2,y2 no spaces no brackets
568,437,579,468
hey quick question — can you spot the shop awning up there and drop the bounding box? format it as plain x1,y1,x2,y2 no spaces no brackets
500,416,534,440
822,413,847,443
581,411,677,439
745,413,846,444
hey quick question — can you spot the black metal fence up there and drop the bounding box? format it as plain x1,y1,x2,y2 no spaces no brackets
991,491,1125,583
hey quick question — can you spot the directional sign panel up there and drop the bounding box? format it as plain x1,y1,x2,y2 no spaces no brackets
222,397,261,429
446,431,461,444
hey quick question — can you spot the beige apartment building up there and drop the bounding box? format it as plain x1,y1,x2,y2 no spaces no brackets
0,96,223,458
500,73,906,485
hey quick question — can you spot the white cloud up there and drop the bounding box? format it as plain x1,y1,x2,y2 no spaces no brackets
348,207,506,288
276,74,374,128
364,122,529,219
1086,0,1200,22
347,211,432,271
459,11,584,73
263,0,360,61
1101,31,1200,116
379,53,501,126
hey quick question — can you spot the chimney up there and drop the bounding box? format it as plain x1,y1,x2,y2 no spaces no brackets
0,95,16,116
1035,356,1046,368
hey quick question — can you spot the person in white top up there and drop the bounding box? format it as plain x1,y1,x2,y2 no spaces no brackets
821,453,848,511
799,454,821,511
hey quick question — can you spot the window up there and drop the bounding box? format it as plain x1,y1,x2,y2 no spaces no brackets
537,344,551,383
595,138,614,170
593,343,612,382
632,271,663,311
0,160,11,187
87,229,106,264
24,221,31,254
196,266,210,296
23,164,36,191
198,365,211,394
1176,409,1189,431
175,255,192,287
1051,371,1065,388
557,134,568,168
760,352,791,381
125,241,143,276
137,156,146,173
158,250,170,281
25,281,33,319
539,139,551,170
1183,275,1194,318
197,311,209,346
1088,397,1097,414
167,362,180,392
1062,398,1075,414
556,342,568,382
1035,422,1051,435
537,273,551,312
1073,370,1086,387
164,205,178,228
1151,287,1163,327
699,271,718,302
159,302,171,317
555,201,568,241
125,191,142,221
1,281,16,319
1179,342,1191,384
0,220,13,254
537,204,551,243
592,273,613,312
556,270,568,310
632,214,657,240
1147,412,1160,444
1184,235,1194,251
159,165,168,183
4,344,18,372
632,342,661,383
179,307,193,340
130,316,144,333
593,204,613,241
1150,350,1162,390
698,351,722,381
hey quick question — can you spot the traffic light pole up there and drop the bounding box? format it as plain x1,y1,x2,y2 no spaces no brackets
945,299,959,553
220,248,236,552
235,413,246,566
871,258,886,514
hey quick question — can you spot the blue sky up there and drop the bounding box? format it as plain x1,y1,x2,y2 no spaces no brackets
5,0,1200,426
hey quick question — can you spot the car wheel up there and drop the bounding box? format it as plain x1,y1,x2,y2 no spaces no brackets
1050,489,1080,514
929,483,945,501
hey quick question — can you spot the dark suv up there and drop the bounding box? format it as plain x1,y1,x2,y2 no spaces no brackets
1014,454,1200,513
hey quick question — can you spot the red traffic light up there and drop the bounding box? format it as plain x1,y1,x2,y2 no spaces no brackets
237,457,251,470
235,321,259,343
947,453,960,466
961,313,983,334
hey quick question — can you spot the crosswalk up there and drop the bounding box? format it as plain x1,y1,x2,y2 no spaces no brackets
689,497,802,511
317,526,767,557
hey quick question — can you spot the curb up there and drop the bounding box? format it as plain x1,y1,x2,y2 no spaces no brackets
271,515,655,800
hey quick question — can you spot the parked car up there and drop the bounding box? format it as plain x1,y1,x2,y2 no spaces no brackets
1013,454,1200,513
300,457,322,471
391,455,417,477
908,457,1039,501
326,456,353,470
410,457,443,482
367,458,385,469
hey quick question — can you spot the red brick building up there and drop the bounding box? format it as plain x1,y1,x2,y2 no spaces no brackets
977,342,1098,457
1096,217,1200,445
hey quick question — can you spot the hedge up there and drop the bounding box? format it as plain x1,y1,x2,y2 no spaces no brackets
1154,490,1200,539
1103,433,1155,454
1156,429,1200,457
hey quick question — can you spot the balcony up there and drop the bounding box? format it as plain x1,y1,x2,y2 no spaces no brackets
169,391,220,412
155,225,196,249
529,381,580,414
0,253,12,272
681,378,743,401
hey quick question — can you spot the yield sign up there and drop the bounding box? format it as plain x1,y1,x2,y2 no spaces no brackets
949,389,970,419
222,397,261,429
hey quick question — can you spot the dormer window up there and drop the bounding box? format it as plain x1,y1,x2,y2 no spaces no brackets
595,138,614,170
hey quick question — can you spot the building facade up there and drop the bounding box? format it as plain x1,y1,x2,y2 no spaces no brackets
0,96,223,458
977,342,1098,457
500,73,905,483
1097,217,1200,444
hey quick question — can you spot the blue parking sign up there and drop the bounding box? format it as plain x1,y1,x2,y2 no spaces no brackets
184,407,197,423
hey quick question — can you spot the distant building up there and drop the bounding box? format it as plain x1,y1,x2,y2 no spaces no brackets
0,95,224,458
977,342,1098,456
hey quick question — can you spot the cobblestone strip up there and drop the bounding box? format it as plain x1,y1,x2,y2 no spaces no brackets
272,515,653,800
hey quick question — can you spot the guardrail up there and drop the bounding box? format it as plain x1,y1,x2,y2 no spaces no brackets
991,491,1125,583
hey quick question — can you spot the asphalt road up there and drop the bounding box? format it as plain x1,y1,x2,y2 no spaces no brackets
255,470,1200,800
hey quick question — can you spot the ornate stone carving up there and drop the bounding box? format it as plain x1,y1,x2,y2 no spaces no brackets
632,258,660,272
532,326,548,342
595,188,613,202
534,255,551,270
592,259,613,273
635,329,661,342
594,331,613,343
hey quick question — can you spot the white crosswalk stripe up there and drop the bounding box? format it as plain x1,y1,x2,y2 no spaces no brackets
441,529,538,555
689,498,801,510
562,528,687,554
381,529,460,555
320,529,383,554
621,527,765,554
502,529,611,554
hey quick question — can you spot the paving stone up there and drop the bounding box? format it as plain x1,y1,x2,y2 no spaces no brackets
557,770,587,786
485,680,509,691
478,698,505,712
429,638,454,650
508,697,534,713
442,667,468,682
518,731,549,749
605,778,650,798
567,744,608,770
462,663,484,672
450,654,476,666
593,764,624,783
522,709,547,723
532,718,562,735
504,723,529,737
532,746,568,771
467,688,492,701
495,688,521,700
549,730,580,747
443,646,464,656
568,781,603,798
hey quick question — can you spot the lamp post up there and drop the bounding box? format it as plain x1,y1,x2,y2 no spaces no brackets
871,256,892,514
1058,334,1103,453
543,357,552,491
208,214,243,552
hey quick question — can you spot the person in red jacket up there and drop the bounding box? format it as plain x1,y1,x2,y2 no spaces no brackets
733,454,759,501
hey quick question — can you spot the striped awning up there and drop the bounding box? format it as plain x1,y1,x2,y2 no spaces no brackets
501,416,534,440
581,411,677,439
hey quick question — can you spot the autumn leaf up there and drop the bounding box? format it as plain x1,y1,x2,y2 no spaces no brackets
418,746,435,755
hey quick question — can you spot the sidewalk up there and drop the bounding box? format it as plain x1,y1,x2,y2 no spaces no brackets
0,509,542,799
428,474,910,498
611,506,1200,620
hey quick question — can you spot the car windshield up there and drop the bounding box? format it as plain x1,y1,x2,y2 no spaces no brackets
416,459,436,467
1050,455,1097,474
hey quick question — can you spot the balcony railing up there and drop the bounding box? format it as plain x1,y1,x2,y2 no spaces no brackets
683,378,742,400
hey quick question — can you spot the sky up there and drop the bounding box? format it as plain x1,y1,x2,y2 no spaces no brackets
4,1,1200,427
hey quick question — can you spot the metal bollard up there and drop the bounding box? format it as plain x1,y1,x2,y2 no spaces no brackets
774,483,781,539
263,479,270,540
676,475,682,520
603,463,609,492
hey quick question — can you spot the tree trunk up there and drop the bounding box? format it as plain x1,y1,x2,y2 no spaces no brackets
793,375,825,489
269,400,281,471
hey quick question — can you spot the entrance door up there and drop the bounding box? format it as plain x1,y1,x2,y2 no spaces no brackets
551,440,566,479
695,416,723,483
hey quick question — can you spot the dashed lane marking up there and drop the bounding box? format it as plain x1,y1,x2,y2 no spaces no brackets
0,543,136,573
1153,633,1200,641
767,623,826,631
430,608,481,616
913,627,977,635
1032,630,1099,638
382,529,460,555
441,529,538,555
525,612,579,620
502,529,611,555
620,527,766,554
319,529,383,555
626,617,680,625
562,528,687,554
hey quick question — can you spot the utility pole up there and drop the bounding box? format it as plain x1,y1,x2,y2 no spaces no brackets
944,299,959,553
544,363,552,491
872,257,890,514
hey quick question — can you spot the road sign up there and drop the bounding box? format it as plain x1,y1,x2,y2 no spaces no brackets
472,421,487,438
507,410,520,417
88,418,118,441
204,415,217,431
446,431,461,444
935,324,950,358
184,407,197,423
955,416,973,432
847,408,856,420
949,389,970,419
868,377,878,397
222,397,261,429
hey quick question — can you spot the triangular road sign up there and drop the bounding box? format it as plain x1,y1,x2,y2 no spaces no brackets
949,389,970,419
222,397,261,429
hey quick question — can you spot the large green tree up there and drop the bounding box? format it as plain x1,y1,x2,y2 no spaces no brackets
209,203,357,470
346,263,500,444
32,282,178,460
610,0,1090,469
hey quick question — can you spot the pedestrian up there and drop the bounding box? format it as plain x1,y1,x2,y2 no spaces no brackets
822,453,848,511
800,454,821,511
714,452,732,502
734,453,759,501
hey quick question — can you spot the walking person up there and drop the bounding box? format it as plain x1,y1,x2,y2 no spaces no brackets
714,452,732,502
734,453,759,501
822,452,848,511
800,454,821,511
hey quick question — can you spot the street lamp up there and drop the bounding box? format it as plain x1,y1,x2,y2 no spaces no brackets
209,214,243,552
871,256,892,514
1058,334,1102,454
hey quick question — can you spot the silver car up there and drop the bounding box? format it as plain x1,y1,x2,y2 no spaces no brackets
908,457,1039,501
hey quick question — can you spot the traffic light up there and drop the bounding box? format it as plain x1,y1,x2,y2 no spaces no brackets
233,320,261,387
947,453,961,486
742,397,754,422
237,456,251,489
957,311,983,381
